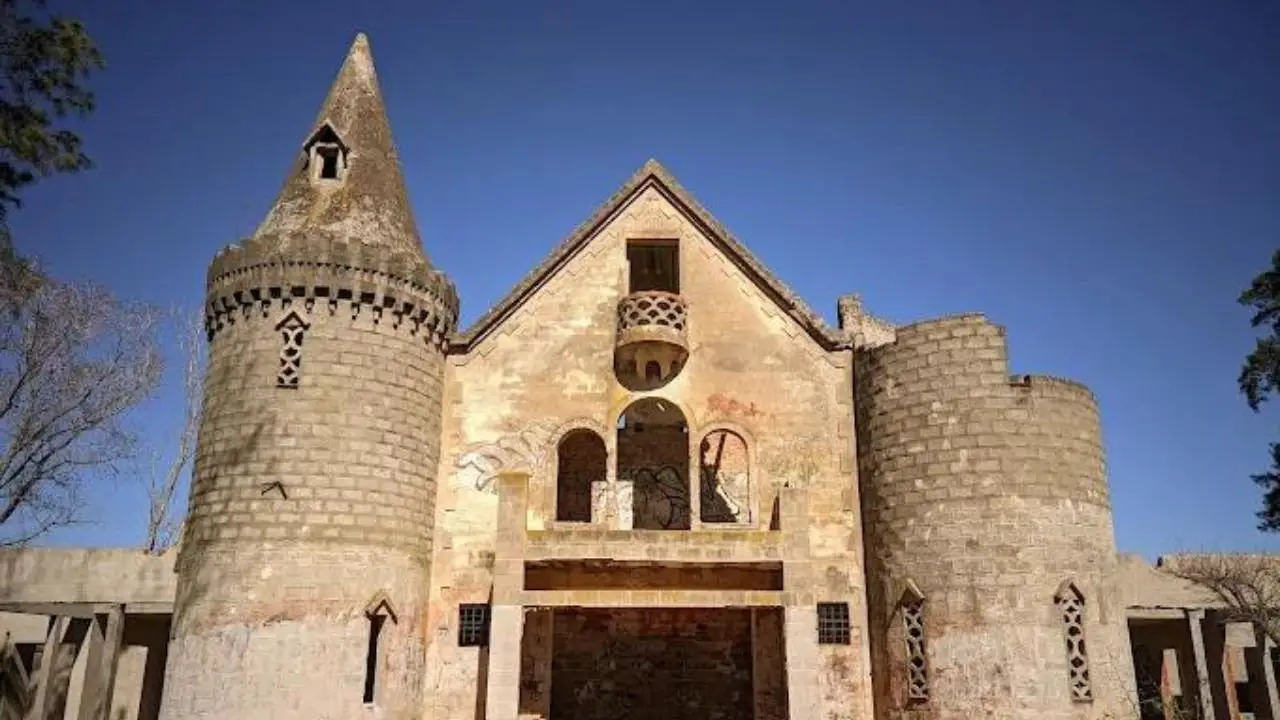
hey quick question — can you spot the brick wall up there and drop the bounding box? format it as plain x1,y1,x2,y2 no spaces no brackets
162,281,449,720
549,608,754,720
856,313,1135,719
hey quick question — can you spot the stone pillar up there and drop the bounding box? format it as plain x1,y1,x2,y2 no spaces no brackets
751,608,788,720
74,614,104,720
518,608,553,720
486,606,525,720
687,441,701,530
778,486,819,720
1259,629,1280,719
614,479,633,530
72,608,125,720
590,480,609,527
27,615,67,720
93,606,125,720
784,605,821,720
488,473,529,720
1187,609,1217,720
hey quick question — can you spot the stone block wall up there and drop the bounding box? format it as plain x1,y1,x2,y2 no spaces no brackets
855,313,1136,719
430,183,873,719
162,277,451,720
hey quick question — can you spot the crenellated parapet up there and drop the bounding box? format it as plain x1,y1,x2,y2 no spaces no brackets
836,293,895,349
162,34,449,720
204,233,459,346
854,312,1133,719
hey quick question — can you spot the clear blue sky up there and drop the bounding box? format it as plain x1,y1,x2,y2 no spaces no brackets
12,0,1280,559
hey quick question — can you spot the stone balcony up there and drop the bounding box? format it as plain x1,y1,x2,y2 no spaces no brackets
614,290,689,387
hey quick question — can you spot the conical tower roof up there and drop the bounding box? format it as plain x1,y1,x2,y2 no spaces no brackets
252,33,426,263
207,33,456,324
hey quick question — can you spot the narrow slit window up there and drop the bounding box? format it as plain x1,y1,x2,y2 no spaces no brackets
816,602,850,645
1056,581,1093,703
458,604,490,647
627,240,679,293
363,613,386,704
903,598,929,701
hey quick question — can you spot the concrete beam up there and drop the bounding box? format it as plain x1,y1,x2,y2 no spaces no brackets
1187,609,1217,720
1127,607,1192,621
0,601,171,618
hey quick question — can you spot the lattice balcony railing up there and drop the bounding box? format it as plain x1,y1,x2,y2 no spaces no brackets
617,291,688,336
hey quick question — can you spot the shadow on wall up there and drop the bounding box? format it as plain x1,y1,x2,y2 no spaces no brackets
171,419,269,635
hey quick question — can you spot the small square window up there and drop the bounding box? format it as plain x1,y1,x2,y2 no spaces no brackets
458,604,490,647
817,602,851,645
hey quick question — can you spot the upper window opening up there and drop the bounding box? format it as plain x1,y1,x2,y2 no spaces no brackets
304,122,349,184
556,429,605,523
318,145,341,179
627,240,679,294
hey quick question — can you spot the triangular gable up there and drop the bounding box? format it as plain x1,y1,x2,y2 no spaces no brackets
450,159,846,352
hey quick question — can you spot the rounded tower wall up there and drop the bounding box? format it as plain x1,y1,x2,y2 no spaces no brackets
159,34,456,720
161,261,455,720
856,314,1134,720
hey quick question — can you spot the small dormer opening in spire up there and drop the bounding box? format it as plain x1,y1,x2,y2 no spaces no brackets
304,123,349,184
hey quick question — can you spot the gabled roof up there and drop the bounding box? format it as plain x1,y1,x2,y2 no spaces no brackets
450,160,846,352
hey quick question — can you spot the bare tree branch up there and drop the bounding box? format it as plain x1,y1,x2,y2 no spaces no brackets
141,305,204,554
1165,553,1280,648
0,268,161,545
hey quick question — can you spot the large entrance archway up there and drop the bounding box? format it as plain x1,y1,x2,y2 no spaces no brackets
616,398,690,530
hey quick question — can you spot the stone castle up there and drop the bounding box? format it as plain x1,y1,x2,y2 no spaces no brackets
1,33,1278,720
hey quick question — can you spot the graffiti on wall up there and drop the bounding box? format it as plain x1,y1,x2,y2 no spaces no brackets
625,465,691,530
454,420,560,494
699,429,751,524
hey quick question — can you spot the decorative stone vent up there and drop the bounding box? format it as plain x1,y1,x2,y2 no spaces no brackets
903,601,928,700
614,290,689,390
1056,580,1093,702
901,581,929,702
276,311,310,388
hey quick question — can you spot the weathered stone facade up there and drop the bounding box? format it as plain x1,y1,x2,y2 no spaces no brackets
161,34,455,720
13,31,1277,720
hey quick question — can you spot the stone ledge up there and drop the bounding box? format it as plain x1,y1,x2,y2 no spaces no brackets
520,589,786,607
524,528,784,563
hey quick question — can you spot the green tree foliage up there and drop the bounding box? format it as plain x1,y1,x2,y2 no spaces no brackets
0,0,103,226
1239,249,1280,531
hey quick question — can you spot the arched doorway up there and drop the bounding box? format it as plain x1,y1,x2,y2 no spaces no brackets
616,398,690,530
556,429,606,523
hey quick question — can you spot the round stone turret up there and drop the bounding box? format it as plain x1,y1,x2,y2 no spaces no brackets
855,314,1135,719
159,34,455,720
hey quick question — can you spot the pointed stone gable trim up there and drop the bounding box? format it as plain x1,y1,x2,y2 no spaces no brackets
450,160,847,352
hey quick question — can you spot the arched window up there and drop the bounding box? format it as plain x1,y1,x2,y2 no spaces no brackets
362,591,398,705
1056,580,1093,702
617,398,689,530
699,429,750,524
555,430,605,523
901,581,929,702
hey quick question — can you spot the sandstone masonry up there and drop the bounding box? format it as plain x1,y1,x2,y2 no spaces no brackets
10,31,1276,720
